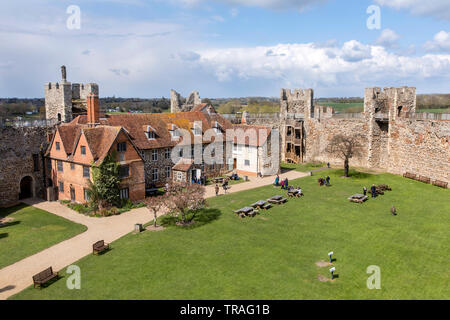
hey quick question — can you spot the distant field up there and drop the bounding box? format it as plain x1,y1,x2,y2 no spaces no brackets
417,108,450,114
319,102,364,113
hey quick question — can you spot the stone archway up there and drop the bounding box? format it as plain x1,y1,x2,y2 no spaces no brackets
19,176,34,200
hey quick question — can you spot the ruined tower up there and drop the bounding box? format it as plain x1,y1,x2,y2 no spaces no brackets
45,66,99,123
170,90,202,113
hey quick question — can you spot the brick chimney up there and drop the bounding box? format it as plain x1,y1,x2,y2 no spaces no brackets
87,92,100,127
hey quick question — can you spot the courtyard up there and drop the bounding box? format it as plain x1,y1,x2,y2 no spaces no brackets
9,169,450,300
0,204,86,270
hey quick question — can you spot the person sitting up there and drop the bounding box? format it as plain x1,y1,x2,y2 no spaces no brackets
318,178,324,186
297,188,304,197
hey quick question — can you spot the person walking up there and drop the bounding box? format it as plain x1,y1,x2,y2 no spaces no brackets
215,184,220,196
326,176,330,185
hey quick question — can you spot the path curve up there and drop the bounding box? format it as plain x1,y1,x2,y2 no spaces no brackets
0,170,308,299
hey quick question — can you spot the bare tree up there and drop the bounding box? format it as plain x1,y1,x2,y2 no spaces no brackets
144,195,166,228
325,134,363,177
166,183,206,224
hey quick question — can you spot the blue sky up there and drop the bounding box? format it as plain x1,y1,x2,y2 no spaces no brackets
1,0,450,98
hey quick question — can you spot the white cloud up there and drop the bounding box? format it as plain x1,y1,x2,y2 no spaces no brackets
375,0,450,20
195,41,450,93
173,0,327,11
374,29,400,48
424,31,450,52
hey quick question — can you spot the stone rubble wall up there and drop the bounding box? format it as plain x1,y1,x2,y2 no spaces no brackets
0,127,50,207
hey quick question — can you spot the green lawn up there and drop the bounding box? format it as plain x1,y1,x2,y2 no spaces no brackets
0,204,87,269
11,171,450,300
417,108,450,113
281,161,326,172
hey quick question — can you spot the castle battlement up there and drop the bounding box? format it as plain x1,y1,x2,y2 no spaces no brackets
281,88,313,101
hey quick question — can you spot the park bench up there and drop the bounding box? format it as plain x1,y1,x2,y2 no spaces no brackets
93,240,110,255
403,172,416,180
418,175,431,184
32,267,59,289
432,180,448,189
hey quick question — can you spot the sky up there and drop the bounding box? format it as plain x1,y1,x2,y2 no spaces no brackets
1,0,450,98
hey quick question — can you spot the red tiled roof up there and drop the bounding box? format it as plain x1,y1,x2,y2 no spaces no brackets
172,158,194,172
57,124,82,155
71,111,234,150
82,126,122,163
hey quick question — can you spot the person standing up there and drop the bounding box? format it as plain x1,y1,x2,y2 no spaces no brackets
326,176,330,185
280,179,285,189
285,177,289,189
274,175,280,186
363,186,367,196
371,184,377,198
327,162,330,169
391,205,397,216
215,184,219,196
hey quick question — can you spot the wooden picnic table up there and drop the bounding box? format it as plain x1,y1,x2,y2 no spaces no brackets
251,200,267,209
234,206,257,218
270,195,283,201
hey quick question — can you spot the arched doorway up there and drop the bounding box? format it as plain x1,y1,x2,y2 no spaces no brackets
19,176,33,200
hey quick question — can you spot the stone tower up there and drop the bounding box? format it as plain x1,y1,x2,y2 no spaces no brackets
170,90,202,113
45,66,99,123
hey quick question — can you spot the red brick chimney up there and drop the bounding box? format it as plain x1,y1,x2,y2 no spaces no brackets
87,92,100,127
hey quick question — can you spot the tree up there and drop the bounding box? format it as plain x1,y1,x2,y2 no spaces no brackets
166,183,206,224
144,195,166,228
88,154,121,211
325,134,363,177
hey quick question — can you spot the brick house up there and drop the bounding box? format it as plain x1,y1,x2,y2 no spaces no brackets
46,94,145,203
68,104,236,189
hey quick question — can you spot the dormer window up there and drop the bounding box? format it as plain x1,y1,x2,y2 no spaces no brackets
193,123,202,136
213,121,223,134
145,125,157,140
169,124,180,139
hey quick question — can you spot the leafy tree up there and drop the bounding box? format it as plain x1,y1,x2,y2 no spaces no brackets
88,154,121,211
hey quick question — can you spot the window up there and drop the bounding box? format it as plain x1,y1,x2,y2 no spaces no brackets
165,166,171,179
83,166,90,178
47,159,52,170
165,148,171,159
214,127,222,134
119,165,129,178
146,131,156,140
152,168,159,182
33,154,39,172
177,171,183,181
152,149,158,161
245,160,250,166
70,163,75,170
57,160,63,172
120,188,129,200
80,146,86,155
55,142,60,151
119,153,125,162
194,124,202,136
59,181,64,193
233,144,237,152
179,149,183,157
84,188,90,201
117,142,127,152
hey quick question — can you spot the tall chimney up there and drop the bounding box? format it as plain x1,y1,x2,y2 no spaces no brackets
87,92,100,127
61,65,67,82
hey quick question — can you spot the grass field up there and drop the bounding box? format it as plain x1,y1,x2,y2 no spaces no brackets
11,170,450,300
0,204,87,269
417,108,450,113
281,161,326,172
319,102,364,113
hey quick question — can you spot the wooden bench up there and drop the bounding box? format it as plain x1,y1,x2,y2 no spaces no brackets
418,175,431,184
32,267,58,289
93,240,110,255
262,203,272,210
403,172,416,180
432,180,448,189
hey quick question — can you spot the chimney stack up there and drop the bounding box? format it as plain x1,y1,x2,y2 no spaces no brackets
61,65,67,82
87,92,100,127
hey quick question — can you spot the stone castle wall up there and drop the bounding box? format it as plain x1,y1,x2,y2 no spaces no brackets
0,127,51,207
170,90,202,113
244,86,449,186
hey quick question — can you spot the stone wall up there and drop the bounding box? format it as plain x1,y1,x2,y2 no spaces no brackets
170,90,202,113
0,127,51,207
388,118,449,184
